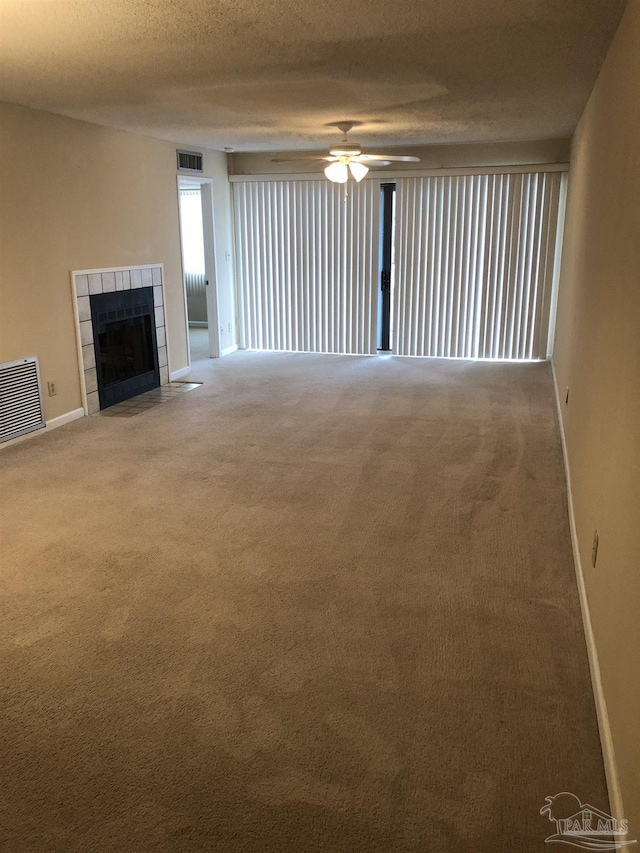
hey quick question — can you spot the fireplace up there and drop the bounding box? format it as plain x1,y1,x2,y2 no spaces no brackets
91,287,160,409
72,265,169,415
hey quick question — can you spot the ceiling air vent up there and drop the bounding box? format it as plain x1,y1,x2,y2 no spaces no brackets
177,150,203,173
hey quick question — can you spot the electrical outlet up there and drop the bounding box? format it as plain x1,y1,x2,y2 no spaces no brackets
565,387,570,405
47,380,56,397
220,326,225,335
591,530,599,568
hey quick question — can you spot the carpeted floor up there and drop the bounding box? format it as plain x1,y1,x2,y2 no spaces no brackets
189,326,210,363
0,352,607,852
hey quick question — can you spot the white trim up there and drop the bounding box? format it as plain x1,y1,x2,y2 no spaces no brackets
176,178,193,368
157,262,173,380
69,270,87,413
0,407,84,451
220,343,238,357
170,366,192,380
229,163,570,183
177,175,221,366
546,173,569,358
551,359,624,821
71,263,161,276
202,181,221,359
47,408,85,429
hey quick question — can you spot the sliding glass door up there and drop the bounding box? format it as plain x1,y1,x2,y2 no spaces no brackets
232,169,563,361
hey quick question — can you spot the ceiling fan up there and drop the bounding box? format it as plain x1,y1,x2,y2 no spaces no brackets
272,122,420,183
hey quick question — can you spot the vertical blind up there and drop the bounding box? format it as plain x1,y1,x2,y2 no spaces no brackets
393,171,562,359
233,169,563,361
233,180,379,354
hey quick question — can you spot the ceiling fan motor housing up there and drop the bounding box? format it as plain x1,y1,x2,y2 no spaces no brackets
329,141,362,157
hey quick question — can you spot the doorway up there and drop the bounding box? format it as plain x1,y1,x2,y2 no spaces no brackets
177,177,220,364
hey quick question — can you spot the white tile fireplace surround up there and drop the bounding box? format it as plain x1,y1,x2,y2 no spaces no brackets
71,265,169,415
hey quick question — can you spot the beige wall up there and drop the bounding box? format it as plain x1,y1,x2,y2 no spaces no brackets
207,153,237,352
0,102,236,421
553,0,640,830
230,138,570,175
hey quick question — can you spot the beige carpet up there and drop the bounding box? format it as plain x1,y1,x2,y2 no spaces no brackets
0,352,607,852
189,326,210,363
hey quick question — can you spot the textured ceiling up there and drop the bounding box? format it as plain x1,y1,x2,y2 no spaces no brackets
0,0,628,152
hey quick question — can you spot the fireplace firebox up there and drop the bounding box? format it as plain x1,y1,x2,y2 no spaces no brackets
90,287,160,409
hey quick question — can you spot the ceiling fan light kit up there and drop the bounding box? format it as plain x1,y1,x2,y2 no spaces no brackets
273,121,420,184
324,161,349,183
347,161,369,182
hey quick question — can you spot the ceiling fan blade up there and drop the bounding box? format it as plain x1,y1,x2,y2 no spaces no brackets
271,155,331,162
357,154,421,162
351,159,392,167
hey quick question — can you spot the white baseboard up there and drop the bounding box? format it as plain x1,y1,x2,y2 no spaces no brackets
170,366,192,380
1,407,85,451
46,407,85,430
220,344,238,357
551,359,624,820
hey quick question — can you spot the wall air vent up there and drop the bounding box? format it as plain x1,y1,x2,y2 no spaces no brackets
0,357,46,444
177,150,203,173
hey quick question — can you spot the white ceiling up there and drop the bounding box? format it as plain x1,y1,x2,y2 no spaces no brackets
0,0,627,152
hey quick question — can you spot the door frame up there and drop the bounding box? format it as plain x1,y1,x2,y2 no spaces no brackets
378,182,395,351
176,175,221,363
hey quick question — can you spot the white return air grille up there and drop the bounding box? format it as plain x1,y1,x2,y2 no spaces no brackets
0,358,46,443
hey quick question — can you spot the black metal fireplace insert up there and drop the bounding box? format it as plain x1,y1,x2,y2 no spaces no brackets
90,287,160,410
